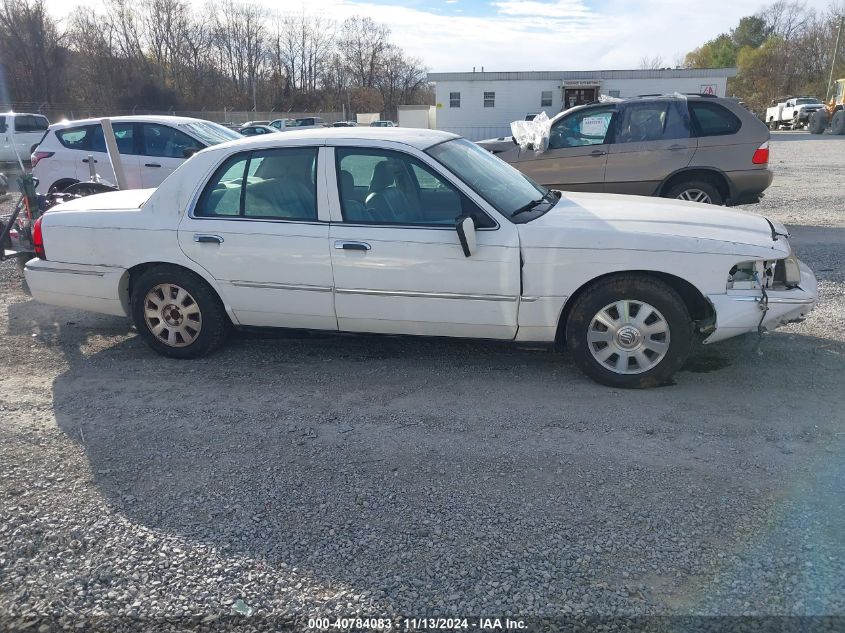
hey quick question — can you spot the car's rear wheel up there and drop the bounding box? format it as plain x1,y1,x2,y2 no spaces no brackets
565,275,692,388
664,179,723,205
130,266,229,359
768,119,778,130
809,111,828,134
831,110,845,135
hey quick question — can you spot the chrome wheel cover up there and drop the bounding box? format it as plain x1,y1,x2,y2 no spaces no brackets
676,189,712,204
587,300,670,375
143,284,202,348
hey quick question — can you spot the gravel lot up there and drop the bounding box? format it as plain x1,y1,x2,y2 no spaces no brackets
1,132,844,631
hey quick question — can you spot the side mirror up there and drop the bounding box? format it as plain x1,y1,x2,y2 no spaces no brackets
183,147,200,158
455,215,477,258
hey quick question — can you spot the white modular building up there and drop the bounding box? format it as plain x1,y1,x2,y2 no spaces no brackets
427,68,737,140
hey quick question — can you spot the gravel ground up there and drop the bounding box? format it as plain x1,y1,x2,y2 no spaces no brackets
1,131,844,631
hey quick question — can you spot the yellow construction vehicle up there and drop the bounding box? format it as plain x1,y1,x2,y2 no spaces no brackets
808,78,845,134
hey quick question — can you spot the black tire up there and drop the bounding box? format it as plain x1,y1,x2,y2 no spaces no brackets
663,179,723,205
809,111,828,135
47,179,78,194
768,119,778,130
564,275,693,388
831,110,845,135
130,265,230,359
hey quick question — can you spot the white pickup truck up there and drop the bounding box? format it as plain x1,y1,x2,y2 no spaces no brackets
0,112,50,164
765,97,825,130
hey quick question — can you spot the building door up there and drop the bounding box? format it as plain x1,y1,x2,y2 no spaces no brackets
563,87,597,109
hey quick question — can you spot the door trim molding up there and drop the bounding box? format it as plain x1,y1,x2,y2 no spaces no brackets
334,288,517,302
231,281,333,292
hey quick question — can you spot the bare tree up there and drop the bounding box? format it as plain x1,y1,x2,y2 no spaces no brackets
340,16,390,89
0,0,65,105
638,54,665,69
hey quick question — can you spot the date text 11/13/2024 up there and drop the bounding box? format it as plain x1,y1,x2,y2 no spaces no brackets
307,617,527,630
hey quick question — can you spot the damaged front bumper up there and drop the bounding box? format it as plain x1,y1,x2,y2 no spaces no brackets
703,259,818,344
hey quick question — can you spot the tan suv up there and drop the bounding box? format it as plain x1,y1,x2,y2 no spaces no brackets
478,95,772,206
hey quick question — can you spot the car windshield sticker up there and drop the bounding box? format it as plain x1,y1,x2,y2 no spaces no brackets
581,116,609,137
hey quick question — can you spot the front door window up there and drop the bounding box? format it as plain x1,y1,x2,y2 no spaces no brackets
335,147,491,227
549,107,615,149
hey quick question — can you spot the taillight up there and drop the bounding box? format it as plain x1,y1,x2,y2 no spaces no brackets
752,141,769,165
33,216,46,260
31,150,54,168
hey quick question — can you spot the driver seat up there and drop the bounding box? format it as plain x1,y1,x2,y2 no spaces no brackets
365,160,419,222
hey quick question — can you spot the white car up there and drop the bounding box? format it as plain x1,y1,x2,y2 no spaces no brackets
24,128,817,388
370,120,397,127
31,115,241,194
1,112,50,163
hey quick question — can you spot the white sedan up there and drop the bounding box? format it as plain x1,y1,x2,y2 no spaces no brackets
24,128,817,388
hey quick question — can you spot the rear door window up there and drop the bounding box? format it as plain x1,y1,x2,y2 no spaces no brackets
196,148,318,221
90,123,138,154
614,101,690,143
13,115,49,133
689,102,742,137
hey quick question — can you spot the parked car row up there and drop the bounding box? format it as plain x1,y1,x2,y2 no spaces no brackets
24,127,816,388
479,94,772,206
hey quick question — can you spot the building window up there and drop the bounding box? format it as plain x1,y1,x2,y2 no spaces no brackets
449,92,460,108
541,91,552,107
483,91,495,108
608,90,620,98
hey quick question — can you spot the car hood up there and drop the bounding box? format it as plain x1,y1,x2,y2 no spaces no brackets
50,188,156,212
519,192,790,257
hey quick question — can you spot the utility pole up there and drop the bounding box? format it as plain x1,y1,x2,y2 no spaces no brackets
828,16,844,101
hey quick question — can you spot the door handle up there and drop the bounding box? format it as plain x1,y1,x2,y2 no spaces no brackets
589,150,606,157
193,234,224,244
81,158,97,163
145,163,161,168
334,240,371,251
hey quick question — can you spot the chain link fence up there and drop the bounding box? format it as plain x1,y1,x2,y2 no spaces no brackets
1,103,345,126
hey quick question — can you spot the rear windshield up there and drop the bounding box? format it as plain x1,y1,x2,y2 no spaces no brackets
14,114,49,133
689,102,742,137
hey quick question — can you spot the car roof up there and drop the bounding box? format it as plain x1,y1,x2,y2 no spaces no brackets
210,127,458,151
46,115,214,129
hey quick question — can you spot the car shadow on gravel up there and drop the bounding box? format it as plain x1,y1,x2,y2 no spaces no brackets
13,289,842,615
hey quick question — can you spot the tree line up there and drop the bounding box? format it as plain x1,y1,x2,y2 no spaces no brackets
0,0,432,120
684,0,845,113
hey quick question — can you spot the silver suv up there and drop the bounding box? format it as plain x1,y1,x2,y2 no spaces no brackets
479,95,772,206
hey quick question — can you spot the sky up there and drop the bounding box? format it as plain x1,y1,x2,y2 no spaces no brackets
48,0,836,73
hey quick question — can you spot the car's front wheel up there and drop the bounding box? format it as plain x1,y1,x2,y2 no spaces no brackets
565,275,692,388
130,266,230,359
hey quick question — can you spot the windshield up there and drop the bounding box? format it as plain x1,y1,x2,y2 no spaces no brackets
795,98,820,104
178,121,240,146
427,138,553,222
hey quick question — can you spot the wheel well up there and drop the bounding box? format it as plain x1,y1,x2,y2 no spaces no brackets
555,270,715,347
49,178,79,193
659,169,731,202
121,262,222,316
